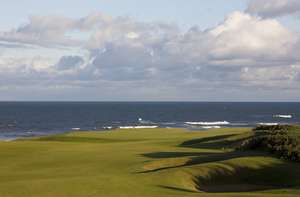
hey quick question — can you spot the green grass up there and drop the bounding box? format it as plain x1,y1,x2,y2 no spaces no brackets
0,128,299,197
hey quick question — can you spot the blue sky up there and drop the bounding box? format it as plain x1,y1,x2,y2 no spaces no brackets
0,0,247,30
0,0,300,101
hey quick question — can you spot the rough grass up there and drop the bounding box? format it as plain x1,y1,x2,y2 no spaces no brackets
0,128,299,197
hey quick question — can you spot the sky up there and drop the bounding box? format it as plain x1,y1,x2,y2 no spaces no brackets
0,0,300,101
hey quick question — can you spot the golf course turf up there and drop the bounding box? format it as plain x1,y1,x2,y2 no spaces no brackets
0,127,300,197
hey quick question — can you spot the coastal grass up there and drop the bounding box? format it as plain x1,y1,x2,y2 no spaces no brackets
0,128,299,197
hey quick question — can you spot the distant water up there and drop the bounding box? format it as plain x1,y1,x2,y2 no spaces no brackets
0,102,299,140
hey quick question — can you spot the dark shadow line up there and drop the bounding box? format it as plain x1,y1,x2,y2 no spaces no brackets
157,185,198,193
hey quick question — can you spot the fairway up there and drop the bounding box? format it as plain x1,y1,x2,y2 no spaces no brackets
0,128,300,197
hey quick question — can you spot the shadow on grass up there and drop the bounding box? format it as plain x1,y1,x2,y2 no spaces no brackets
159,183,274,194
155,161,300,193
140,131,300,193
194,162,300,193
142,151,217,159
181,134,237,146
157,185,198,193
139,151,264,173
180,133,252,149
139,133,257,173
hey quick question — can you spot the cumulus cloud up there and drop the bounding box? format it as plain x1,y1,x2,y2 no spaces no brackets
1,11,300,100
210,12,298,60
76,11,300,96
247,0,300,18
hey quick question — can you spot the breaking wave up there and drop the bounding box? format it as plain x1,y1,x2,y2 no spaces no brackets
72,128,81,131
185,121,230,126
119,126,158,129
258,123,279,126
273,115,293,119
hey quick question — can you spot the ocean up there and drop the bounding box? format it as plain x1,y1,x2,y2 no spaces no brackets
0,102,299,140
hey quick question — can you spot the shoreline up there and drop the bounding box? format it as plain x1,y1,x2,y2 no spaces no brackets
0,126,230,142
1,123,299,142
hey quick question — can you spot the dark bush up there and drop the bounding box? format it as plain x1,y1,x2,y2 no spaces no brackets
237,136,265,151
253,125,292,132
238,125,300,162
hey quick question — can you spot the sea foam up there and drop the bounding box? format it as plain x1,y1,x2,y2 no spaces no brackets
119,126,158,129
72,128,81,131
185,121,230,126
273,115,293,119
258,123,279,126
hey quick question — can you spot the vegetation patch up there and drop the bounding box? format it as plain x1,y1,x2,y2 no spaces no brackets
238,125,300,162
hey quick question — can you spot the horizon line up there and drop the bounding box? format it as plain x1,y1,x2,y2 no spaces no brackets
0,101,299,103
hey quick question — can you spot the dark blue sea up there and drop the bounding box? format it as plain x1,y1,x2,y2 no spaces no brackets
0,102,299,140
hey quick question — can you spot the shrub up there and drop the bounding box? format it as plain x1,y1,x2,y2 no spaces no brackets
238,125,300,162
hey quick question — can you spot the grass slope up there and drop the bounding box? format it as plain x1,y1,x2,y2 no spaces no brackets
0,128,299,197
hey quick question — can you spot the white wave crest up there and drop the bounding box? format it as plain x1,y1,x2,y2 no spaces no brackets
258,123,279,126
119,126,158,129
185,121,230,126
103,126,113,130
72,128,81,131
273,115,292,119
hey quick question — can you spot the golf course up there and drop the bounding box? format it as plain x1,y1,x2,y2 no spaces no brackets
0,127,300,197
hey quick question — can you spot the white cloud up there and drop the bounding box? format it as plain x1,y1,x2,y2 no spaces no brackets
1,11,300,100
0,12,113,47
247,0,300,18
209,11,298,61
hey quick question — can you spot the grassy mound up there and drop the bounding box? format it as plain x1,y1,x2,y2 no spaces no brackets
141,128,300,193
0,128,299,196
189,156,300,192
